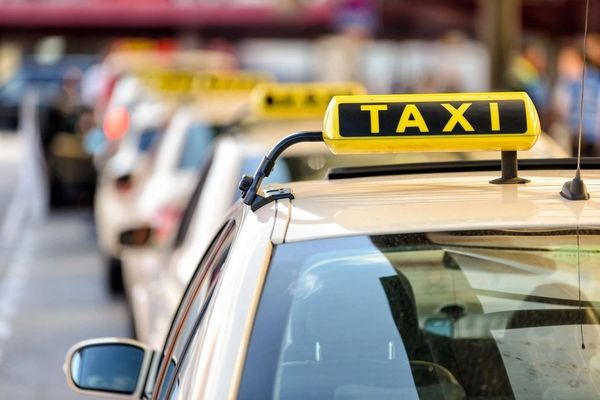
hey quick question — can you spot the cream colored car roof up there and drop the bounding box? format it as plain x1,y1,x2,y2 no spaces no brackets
188,93,251,126
278,168,600,243
233,118,324,153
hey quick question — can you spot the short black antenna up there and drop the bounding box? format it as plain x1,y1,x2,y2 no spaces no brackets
239,131,324,211
561,0,591,201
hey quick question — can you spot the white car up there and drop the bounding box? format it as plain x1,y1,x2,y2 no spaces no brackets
95,72,269,293
94,95,171,293
116,75,271,254
66,91,600,400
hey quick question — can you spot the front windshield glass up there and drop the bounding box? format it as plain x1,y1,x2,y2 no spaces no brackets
177,123,215,170
137,127,160,153
240,229,600,400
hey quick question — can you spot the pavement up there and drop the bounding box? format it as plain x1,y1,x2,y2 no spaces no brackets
0,131,20,233
0,132,131,399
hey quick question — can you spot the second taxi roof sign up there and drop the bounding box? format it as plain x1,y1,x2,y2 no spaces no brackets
323,92,540,154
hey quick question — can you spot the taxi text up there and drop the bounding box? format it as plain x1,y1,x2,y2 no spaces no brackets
338,100,527,137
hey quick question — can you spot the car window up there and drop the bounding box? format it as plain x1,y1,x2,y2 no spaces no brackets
239,229,600,400
138,128,160,152
165,265,224,400
177,123,215,170
168,381,180,400
153,220,236,399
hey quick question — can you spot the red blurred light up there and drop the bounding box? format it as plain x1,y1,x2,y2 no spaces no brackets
103,107,130,141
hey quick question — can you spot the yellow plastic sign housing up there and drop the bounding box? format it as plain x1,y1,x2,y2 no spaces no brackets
192,71,273,92
251,82,367,119
323,92,541,154
139,70,273,94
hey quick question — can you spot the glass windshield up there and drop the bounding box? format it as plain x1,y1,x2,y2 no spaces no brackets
177,123,215,170
240,229,600,400
138,127,160,153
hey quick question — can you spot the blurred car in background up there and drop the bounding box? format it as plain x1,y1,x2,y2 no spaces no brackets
96,69,271,294
94,94,171,293
117,81,451,347
114,72,270,250
121,133,293,345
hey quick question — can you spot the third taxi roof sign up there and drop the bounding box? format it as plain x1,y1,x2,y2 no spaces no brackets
251,82,366,119
323,92,540,154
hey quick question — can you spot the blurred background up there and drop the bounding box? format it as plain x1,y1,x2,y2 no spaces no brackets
0,0,596,398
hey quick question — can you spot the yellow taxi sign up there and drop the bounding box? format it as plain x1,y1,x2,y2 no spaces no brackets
139,70,195,94
323,92,541,154
191,71,273,92
251,82,367,119
139,70,273,94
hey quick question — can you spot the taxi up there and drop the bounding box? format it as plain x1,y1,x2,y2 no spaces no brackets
126,84,568,349
115,70,274,249
66,91,600,399
95,70,270,293
94,91,173,292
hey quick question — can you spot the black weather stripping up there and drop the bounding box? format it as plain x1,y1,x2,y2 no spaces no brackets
327,158,600,180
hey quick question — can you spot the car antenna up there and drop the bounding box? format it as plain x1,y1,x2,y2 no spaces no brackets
559,0,591,351
560,0,590,201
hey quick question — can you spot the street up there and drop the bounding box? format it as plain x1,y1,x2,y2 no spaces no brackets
0,132,131,399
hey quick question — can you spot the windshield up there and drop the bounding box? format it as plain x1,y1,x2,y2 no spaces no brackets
177,123,215,170
240,229,600,400
137,127,160,153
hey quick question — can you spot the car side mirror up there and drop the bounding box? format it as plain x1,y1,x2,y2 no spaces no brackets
64,338,154,398
119,226,154,247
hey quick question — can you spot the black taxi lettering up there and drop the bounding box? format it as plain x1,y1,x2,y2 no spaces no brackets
190,73,265,91
265,91,349,109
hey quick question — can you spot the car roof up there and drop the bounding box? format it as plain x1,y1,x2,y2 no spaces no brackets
224,118,327,156
178,93,250,126
280,168,600,243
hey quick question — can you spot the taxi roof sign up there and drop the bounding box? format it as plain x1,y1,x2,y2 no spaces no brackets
240,92,542,212
323,92,541,154
138,70,273,94
250,82,366,119
192,71,273,92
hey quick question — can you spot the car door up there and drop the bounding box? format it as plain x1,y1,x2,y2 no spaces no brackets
147,219,237,400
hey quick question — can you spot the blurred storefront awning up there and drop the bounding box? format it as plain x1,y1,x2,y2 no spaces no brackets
0,0,333,28
0,0,595,38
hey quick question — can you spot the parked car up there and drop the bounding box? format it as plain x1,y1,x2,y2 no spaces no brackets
66,91,600,400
